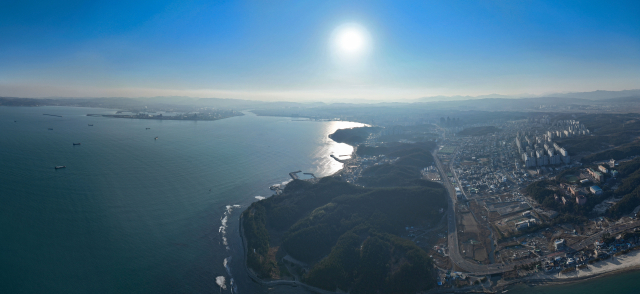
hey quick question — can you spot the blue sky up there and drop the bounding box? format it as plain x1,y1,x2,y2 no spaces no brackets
1,0,639,101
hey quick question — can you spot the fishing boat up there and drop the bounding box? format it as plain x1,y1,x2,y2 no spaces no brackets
88,124,93,126
146,128,150,130
48,128,53,130
55,166,66,169
73,143,81,145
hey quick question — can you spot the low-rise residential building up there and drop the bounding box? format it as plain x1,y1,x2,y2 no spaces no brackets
590,186,603,195
576,194,587,205
588,168,603,182
598,165,609,174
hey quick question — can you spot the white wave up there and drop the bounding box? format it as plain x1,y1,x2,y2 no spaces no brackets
218,205,241,293
216,276,227,290
223,257,237,294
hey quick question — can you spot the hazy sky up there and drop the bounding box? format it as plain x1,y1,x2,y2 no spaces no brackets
1,0,639,101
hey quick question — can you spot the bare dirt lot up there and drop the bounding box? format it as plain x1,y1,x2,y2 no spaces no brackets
458,210,490,263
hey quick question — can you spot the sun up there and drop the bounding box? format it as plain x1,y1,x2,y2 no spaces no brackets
332,23,370,57
336,27,365,53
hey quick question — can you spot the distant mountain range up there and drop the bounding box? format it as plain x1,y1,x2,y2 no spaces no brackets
418,89,640,102
3,89,640,112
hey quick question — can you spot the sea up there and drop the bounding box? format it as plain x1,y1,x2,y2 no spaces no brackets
0,106,362,294
2,106,639,294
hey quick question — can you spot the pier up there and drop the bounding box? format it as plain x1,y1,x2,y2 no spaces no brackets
330,154,348,163
289,170,302,180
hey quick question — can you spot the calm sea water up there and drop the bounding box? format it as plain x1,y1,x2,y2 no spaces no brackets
0,106,362,293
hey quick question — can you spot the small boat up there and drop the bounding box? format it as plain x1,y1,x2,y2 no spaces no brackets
88,124,93,126
73,143,81,145
55,166,66,169
146,128,150,130
48,128,53,130
154,137,158,140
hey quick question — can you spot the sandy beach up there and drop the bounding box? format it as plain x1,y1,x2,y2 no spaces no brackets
526,249,640,283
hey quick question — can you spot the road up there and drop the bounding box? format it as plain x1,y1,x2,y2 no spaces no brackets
569,221,640,250
433,148,640,275
434,149,508,275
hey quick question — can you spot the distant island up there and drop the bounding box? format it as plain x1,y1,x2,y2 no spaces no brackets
0,96,243,121
87,110,242,121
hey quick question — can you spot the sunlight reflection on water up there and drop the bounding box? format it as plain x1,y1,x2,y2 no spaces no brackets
314,121,369,176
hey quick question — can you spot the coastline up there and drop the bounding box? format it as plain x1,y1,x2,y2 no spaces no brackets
510,249,640,287
422,251,640,294
474,249,640,294
236,135,360,293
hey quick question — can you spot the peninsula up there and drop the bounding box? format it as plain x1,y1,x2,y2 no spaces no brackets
241,131,447,293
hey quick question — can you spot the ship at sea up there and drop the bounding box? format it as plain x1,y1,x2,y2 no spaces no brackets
48,128,53,130
88,124,93,126
73,143,81,146
54,166,65,169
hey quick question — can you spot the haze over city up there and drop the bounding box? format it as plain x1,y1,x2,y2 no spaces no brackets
2,0,639,101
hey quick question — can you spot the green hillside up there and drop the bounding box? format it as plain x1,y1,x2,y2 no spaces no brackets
242,176,446,293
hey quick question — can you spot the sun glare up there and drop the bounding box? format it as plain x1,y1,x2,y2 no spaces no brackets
332,23,370,58
337,28,365,53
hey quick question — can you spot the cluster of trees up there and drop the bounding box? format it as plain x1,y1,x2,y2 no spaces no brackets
328,127,382,145
281,185,447,263
524,180,601,222
242,204,272,278
356,141,436,157
559,136,607,154
457,126,501,136
356,143,436,188
561,113,640,159
304,232,436,293
526,157,640,219
581,141,640,163
242,144,448,292
608,158,640,217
